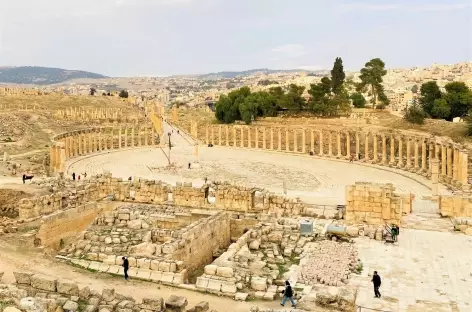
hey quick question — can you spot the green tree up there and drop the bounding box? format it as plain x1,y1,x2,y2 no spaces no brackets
279,84,306,111
404,100,426,124
431,98,451,119
119,90,129,98
308,77,336,116
331,57,346,95
357,58,388,106
350,92,366,108
418,81,442,116
443,82,472,119
411,84,419,94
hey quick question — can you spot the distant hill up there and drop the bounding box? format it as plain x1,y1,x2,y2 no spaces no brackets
198,68,328,80
0,66,108,85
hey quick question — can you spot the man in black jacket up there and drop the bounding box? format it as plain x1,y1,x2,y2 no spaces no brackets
372,271,381,298
280,281,296,307
122,257,129,280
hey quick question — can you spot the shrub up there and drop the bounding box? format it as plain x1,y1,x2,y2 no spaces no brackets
404,104,426,124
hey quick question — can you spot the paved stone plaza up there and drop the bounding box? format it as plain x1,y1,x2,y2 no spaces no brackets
67,144,443,205
353,229,472,312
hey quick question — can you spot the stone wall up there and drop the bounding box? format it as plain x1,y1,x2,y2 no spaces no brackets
183,123,470,192
35,202,114,249
345,182,411,225
3,271,212,312
439,195,472,218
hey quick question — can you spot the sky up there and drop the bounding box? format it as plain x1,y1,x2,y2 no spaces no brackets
0,0,471,77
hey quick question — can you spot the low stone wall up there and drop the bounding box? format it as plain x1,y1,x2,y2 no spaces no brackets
35,202,114,249
345,182,411,225
3,271,212,312
439,195,472,218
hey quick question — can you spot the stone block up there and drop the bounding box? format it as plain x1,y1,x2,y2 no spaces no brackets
98,263,110,273
216,267,233,278
160,272,174,284
204,265,217,276
250,277,267,291
136,269,151,281
137,258,151,269
172,273,184,285
193,301,209,312
88,262,101,271
141,297,164,312
107,265,121,275
206,279,222,292
31,274,57,292
63,300,79,311
165,295,187,312
221,282,237,294
57,279,79,296
13,272,33,285
234,293,248,301
102,288,115,302
196,277,209,290
150,272,162,282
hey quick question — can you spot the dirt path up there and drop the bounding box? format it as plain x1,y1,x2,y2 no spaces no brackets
0,238,282,312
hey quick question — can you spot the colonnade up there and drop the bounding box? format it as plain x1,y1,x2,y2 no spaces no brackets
54,107,125,121
203,125,469,188
50,126,158,173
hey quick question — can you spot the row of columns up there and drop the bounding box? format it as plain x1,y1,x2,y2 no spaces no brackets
50,127,158,173
204,125,469,187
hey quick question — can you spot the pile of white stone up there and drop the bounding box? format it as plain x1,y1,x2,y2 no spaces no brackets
298,240,358,287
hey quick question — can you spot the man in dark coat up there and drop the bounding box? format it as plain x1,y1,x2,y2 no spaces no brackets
280,281,296,307
122,257,129,280
372,271,381,298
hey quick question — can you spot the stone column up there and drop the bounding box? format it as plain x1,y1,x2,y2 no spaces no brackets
270,128,274,150
205,126,209,145
294,130,298,152
211,127,215,145
441,145,447,177
432,159,440,196
144,128,149,146
355,132,360,160
319,131,324,156
461,150,468,186
278,129,282,150
285,129,289,152
124,128,128,148
405,137,411,168
233,127,237,146
301,130,306,154
364,132,369,162
382,135,387,165
389,135,395,165
310,130,314,153
50,145,56,172
194,144,199,157
138,128,143,147
247,127,251,148
131,127,135,148
414,139,419,170
255,128,259,149
346,132,350,159
397,136,403,167
218,126,222,146
336,132,341,158
447,145,453,180
226,126,229,147
263,127,267,149
118,127,122,149
373,134,378,162
78,133,83,155
421,140,427,172
240,127,244,148
328,132,333,156
453,148,459,181
428,142,434,175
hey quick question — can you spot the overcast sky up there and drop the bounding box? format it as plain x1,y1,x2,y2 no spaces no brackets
0,0,471,77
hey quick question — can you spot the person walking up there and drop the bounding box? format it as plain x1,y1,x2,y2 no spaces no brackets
72,172,76,181
372,271,382,298
280,281,296,308
122,256,129,280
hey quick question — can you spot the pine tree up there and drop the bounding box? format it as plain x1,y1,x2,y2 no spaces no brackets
331,57,346,95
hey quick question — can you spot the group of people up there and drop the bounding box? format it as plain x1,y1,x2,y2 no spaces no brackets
71,172,87,181
119,256,382,305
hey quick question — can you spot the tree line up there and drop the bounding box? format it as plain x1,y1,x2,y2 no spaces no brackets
404,81,472,129
215,57,389,124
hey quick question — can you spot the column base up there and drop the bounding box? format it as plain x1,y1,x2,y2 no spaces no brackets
397,162,404,169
